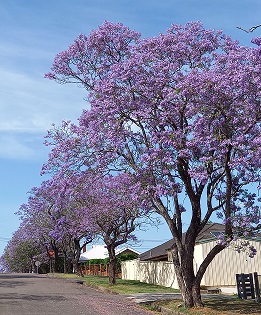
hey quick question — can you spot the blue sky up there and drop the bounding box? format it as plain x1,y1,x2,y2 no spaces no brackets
0,0,261,256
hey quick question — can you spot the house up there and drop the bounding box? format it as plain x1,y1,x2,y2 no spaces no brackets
79,244,140,277
79,244,141,262
121,223,261,294
79,245,108,261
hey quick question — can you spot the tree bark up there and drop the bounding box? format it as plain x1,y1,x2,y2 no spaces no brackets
72,239,82,276
53,246,59,273
173,260,203,307
171,242,204,308
107,244,117,285
171,238,226,308
63,250,68,274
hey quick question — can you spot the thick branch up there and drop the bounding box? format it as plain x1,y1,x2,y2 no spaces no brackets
195,243,225,284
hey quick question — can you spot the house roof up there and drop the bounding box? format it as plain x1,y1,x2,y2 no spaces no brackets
115,246,141,256
79,245,108,261
139,238,174,261
139,223,225,261
79,244,141,262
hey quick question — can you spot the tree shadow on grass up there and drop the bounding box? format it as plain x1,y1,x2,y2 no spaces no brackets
204,298,261,314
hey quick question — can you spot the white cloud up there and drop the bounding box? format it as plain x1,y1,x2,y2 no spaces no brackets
0,67,88,159
0,134,36,160
0,68,88,133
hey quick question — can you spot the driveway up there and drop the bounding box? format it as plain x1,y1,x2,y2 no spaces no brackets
0,273,155,315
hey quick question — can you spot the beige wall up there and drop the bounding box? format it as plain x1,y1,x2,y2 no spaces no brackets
121,240,261,289
121,259,140,281
138,261,179,288
121,259,179,288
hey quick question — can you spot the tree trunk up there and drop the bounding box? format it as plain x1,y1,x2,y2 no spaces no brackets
175,267,203,308
171,243,204,308
172,239,225,308
107,244,117,285
63,250,68,274
72,239,82,276
53,247,59,273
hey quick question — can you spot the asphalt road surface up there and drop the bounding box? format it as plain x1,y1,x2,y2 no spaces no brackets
0,273,155,315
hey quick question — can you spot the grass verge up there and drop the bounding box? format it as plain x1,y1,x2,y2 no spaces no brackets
154,297,261,315
49,273,179,294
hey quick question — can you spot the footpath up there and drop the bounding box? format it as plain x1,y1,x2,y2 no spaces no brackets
126,292,182,304
125,292,234,304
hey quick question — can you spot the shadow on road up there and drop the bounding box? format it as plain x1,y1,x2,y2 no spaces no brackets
0,273,45,279
0,273,43,289
0,293,66,302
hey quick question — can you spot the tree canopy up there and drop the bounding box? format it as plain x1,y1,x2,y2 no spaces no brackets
44,21,261,307
2,21,261,308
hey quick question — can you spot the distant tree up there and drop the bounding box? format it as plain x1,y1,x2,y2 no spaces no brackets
1,223,42,273
45,21,261,307
18,178,94,275
84,173,143,284
41,140,145,284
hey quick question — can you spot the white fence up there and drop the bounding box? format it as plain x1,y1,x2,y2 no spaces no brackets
121,259,179,288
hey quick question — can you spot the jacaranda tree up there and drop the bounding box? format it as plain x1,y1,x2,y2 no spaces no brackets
80,172,143,285
1,222,43,273
41,135,146,284
45,21,261,307
19,177,95,275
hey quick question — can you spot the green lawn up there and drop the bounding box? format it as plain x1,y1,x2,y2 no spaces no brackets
49,273,179,294
85,276,180,294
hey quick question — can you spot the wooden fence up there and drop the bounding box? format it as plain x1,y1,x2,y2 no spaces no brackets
80,263,121,278
236,272,260,302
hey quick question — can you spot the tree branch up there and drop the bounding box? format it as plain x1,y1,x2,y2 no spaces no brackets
237,24,261,33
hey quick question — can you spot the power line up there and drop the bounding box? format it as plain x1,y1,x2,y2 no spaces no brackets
139,239,170,242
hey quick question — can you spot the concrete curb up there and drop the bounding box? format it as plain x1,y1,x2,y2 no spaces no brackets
83,282,119,295
83,282,182,314
149,302,184,315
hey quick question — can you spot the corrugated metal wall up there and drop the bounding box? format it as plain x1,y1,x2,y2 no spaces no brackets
201,240,261,286
121,259,140,281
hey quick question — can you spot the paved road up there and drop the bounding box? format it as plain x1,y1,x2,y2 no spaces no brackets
0,273,155,315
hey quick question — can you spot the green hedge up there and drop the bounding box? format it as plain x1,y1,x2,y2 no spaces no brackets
81,253,138,270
